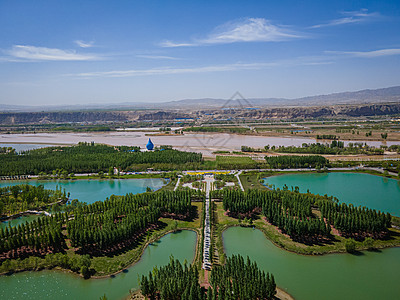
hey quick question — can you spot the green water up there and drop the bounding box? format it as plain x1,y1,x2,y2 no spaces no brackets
264,172,400,216
0,178,166,204
223,226,400,300
0,215,40,229
0,230,196,300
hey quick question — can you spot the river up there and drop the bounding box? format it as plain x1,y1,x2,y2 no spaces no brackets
2,132,399,156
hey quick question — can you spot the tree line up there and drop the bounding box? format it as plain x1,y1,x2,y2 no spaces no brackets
319,201,391,239
219,189,392,244
221,189,330,243
0,184,68,216
140,254,276,300
264,155,329,169
67,190,198,252
0,142,202,175
0,189,204,276
0,212,66,255
271,141,384,155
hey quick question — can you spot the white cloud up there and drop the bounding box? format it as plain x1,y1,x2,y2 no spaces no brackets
326,48,400,58
74,40,95,48
4,45,100,61
160,17,303,47
136,55,180,60
311,9,379,28
73,63,276,78
71,58,332,79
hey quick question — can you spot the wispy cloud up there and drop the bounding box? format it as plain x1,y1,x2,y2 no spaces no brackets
160,17,304,47
3,45,100,61
326,48,400,58
311,9,379,28
70,58,331,79
74,40,95,48
73,63,271,78
136,54,180,60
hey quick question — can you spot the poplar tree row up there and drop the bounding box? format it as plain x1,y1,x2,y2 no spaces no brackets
140,255,276,300
220,189,392,242
221,189,329,242
67,190,198,251
210,255,276,300
0,142,203,175
264,155,328,169
0,212,67,254
1,190,204,257
222,189,314,219
319,201,391,238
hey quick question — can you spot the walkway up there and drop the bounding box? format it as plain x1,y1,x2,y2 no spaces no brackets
174,176,181,191
235,171,244,191
202,174,213,270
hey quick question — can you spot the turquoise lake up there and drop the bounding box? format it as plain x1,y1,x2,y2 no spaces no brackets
264,172,400,216
0,178,166,205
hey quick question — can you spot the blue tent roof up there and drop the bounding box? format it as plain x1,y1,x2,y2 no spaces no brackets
146,138,154,150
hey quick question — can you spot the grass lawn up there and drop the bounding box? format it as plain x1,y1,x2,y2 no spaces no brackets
239,171,270,190
216,156,259,169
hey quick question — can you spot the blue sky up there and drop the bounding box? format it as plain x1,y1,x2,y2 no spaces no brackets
1,0,400,105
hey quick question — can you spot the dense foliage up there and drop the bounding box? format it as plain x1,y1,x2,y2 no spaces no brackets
0,142,203,175
214,174,237,182
0,213,66,254
210,255,276,300
316,134,337,140
140,255,276,300
67,190,198,252
220,189,392,243
0,184,67,216
222,189,330,243
0,190,204,270
0,147,16,154
272,141,384,155
319,201,391,239
265,155,328,169
241,146,263,153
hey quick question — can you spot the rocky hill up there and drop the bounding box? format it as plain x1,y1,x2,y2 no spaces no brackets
0,103,399,125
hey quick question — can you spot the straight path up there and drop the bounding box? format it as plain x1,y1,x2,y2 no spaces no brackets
202,175,213,270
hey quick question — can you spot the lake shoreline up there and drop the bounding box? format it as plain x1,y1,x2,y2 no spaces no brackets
216,209,400,257
0,227,200,280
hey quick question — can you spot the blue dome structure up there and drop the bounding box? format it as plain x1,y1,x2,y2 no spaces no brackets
146,138,154,151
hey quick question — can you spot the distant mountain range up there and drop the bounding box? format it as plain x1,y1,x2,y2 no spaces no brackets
1,86,400,112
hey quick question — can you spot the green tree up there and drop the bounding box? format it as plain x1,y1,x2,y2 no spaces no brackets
80,265,90,279
363,237,374,250
345,239,356,253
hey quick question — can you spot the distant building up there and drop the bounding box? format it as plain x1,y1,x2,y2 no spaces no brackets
146,138,154,150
